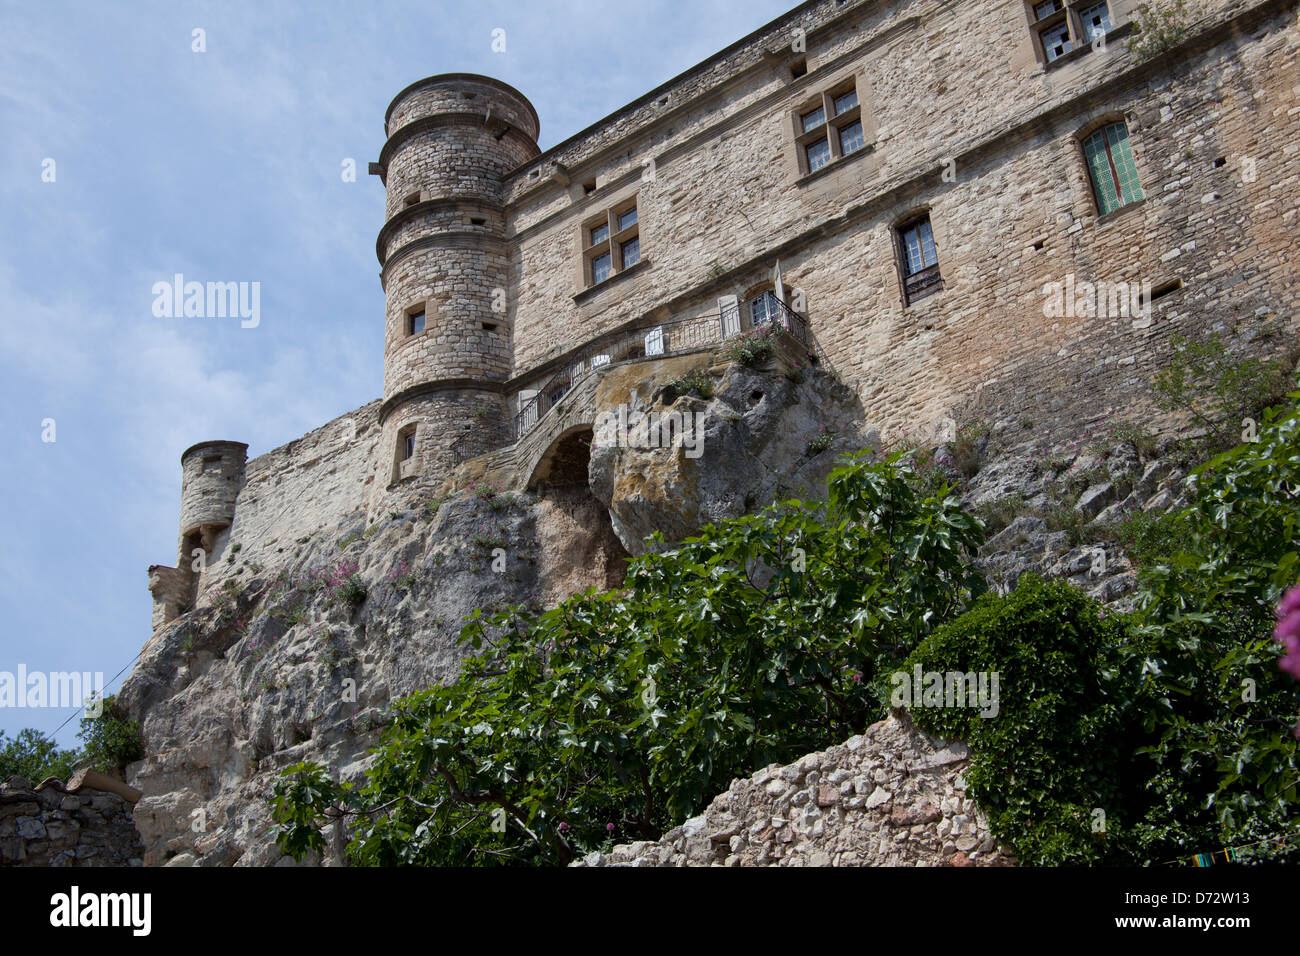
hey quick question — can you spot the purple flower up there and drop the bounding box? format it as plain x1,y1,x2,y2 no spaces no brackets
558,821,570,833
606,822,615,832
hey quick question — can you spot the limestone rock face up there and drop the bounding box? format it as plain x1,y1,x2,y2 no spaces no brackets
117,485,627,866
572,712,1014,868
588,353,866,555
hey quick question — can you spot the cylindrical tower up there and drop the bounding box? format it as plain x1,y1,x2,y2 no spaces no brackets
372,74,540,494
178,440,248,557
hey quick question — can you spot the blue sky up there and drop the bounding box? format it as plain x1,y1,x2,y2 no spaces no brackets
0,0,797,748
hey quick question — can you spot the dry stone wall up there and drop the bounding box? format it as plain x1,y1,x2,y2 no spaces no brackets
1,776,143,867
573,713,1013,867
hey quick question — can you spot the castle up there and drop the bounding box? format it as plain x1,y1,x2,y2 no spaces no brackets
148,0,1300,631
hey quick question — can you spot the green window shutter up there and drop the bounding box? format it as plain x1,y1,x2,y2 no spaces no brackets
1084,130,1121,215
1105,123,1144,204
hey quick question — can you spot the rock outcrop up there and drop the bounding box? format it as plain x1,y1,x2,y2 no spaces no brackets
117,484,627,866
588,346,866,554
572,712,1012,867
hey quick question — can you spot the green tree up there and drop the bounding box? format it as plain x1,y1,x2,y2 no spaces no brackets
0,729,80,783
78,695,145,773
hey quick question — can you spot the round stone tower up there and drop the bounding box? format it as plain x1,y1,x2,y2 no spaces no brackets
178,440,248,556
372,74,540,496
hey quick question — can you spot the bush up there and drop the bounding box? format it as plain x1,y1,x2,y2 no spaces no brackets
272,451,987,866
78,695,145,772
907,399,1300,866
1152,330,1295,450
901,576,1137,864
667,370,714,400
721,325,780,368
1127,0,1191,61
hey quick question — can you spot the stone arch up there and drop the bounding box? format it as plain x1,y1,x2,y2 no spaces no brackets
525,423,595,491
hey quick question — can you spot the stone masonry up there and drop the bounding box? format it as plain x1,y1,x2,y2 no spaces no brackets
572,712,1013,867
1,775,144,867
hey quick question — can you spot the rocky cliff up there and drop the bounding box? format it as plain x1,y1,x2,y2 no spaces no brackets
116,342,1195,866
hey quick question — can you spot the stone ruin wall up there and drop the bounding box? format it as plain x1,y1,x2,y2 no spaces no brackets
574,713,1014,867
1,776,144,868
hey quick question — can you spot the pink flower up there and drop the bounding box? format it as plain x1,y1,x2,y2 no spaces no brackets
1274,584,1300,681
606,822,615,832
558,822,570,832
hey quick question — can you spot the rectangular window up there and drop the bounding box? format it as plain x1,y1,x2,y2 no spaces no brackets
898,216,943,305
408,309,425,335
1042,22,1071,61
620,237,640,270
794,78,867,177
402,434,416,460
1083,121,1144,216
806,139,831,172
1078,2,1111,42
583,199,641,287
1031,1,1111,66
839,121,865,156
801,107,825,133
901,219,938,275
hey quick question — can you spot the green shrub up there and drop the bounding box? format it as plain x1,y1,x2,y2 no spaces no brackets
1127,0,1190,61
1152,331,1295,450
949,420,989,479
973,494,1025,537
78,695,145,772
667,370,714,400
721,325,780,368
902,576,1137,864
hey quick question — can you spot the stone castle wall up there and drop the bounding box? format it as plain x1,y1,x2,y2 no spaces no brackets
186,402,383,608
498,0,1297,442
151,0,1300,623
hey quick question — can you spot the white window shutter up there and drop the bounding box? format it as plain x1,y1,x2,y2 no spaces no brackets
644,326,664,356
718,295,740,338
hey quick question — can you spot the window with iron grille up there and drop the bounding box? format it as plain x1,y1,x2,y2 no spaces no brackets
897,215,943,305
1082,121,1144,216
583,198,641,287
1029,0,1113,65
794,77,866,176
